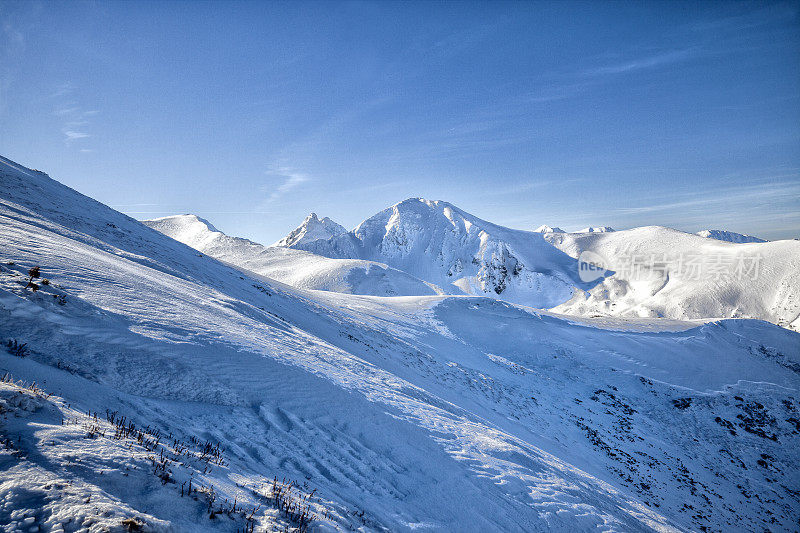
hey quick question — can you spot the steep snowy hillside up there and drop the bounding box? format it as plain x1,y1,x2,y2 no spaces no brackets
696,229,767,243
144,215,439,297
547,227,800,330
279,199,585,308
1,154,799,532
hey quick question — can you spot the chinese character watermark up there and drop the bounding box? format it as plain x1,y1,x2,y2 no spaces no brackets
577,250,762,282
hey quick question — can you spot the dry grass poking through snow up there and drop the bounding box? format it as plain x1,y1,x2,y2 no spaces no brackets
0,373,325,532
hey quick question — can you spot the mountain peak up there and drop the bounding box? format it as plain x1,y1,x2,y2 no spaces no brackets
274,211,347,248
534,225,565,233
578,226,615,234
142,213,222,233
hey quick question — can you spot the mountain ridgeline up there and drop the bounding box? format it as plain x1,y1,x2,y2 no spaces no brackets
145,198,800,330
265,199,799,329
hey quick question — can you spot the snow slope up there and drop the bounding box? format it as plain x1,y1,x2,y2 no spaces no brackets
546,227,800,331
144,215,439,297
696,229,767,243
1,154,799,532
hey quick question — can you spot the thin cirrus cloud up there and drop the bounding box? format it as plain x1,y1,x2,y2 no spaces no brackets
582,47,701,77
262,165,311,204
616,178,800,215
62,128,89,142
50,83,98,146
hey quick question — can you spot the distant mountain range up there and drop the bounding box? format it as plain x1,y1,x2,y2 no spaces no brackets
144,199,798,330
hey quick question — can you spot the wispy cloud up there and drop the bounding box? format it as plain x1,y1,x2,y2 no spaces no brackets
583,47,701,77
262,164,311,203
62,129,90,142
687,4,798,34
50,82,75,98
50,84,98,146
615,178,800,215
2,19,24,50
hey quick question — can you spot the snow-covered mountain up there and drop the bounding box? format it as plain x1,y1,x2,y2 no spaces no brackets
546,226,800,330
275,199,800,329
578,226,615,233
144,214,439,297
1,154,800,532
696,229,767,243
533,224,565,233
273,212,350,248
277,198,586,308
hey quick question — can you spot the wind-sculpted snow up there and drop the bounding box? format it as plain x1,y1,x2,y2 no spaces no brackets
144,214,439,297
1,154,799,531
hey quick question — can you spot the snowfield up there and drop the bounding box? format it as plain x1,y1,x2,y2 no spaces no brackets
1,154,799,532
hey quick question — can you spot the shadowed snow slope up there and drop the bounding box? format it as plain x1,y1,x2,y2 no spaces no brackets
144,214,439,297
1,154,799,532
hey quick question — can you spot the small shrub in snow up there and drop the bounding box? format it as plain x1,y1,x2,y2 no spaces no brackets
5,339,29,357
121,517,144,531
269,477,317,532
25,265,40,291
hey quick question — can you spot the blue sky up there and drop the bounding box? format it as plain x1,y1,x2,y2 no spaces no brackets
1,0,798,242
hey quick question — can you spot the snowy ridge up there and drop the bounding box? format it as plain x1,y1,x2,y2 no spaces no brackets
278,198,584,308
546,226,800,331
274,200,800,329
696,229,767,243
534,225,566,233
1,154,799,532
578,226,615,233
144,215,439,297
